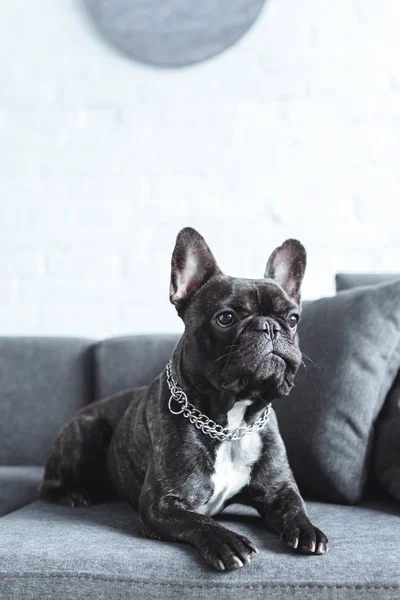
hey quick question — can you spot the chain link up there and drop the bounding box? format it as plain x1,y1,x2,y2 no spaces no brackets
166,362,271,442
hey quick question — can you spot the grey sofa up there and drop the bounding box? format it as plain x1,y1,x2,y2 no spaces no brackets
1,334,399,600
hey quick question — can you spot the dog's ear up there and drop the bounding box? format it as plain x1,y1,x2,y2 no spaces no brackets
264,239,306,303
170,227,221,311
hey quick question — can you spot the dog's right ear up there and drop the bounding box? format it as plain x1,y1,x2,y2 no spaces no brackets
170,227,221,312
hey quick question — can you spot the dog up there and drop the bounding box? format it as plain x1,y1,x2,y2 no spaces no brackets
40,227,328,571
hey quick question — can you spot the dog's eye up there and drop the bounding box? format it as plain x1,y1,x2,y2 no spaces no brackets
288,313,299,328
217,311,235,327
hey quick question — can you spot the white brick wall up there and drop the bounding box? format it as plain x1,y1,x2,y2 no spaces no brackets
0,0,399,337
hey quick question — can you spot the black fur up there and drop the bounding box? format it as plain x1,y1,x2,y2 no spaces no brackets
40,227,328,571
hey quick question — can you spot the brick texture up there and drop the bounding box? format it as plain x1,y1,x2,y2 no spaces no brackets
0,0,399,336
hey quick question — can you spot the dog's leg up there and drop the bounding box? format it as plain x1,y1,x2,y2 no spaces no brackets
40,414,116,507
247,483,329,555
140,495,257,571
240,433,329,554
115,464,257,571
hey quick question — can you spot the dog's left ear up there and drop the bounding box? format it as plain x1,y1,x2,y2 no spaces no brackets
264,239,306,303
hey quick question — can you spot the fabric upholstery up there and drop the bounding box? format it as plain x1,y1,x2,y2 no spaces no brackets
0,499,399,600
335,273,400,292
94,334,179,399
0,337,94,465
1,333,399,598
274,280,400,504
0,467,43,517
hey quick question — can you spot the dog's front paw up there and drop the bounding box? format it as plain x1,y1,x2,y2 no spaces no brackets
196,527,258,571
282,518,328,555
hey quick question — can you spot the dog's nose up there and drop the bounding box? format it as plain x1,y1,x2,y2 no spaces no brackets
265,321,280,339
271,323,281,339
256,319,281,339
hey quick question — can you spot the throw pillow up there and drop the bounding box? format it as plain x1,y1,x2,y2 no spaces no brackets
335,273,400,503
274,280,400,504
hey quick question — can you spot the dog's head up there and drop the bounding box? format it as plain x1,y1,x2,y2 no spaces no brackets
170,228,306,400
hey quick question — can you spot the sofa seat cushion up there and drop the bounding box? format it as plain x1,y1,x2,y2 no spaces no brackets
0,499,399,600
0,467,44,517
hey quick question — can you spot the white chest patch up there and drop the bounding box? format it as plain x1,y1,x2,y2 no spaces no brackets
197,401,263,517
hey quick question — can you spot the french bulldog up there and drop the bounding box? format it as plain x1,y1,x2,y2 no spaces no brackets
40,227,328,571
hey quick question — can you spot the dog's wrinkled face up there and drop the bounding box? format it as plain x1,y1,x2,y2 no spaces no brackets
186,277,303,397
170,228,306,400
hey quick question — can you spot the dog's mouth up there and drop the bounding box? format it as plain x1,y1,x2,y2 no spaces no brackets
220,350,290,394
271,350,286,363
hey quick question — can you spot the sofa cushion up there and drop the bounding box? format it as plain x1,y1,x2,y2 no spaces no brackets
94,334,180,399
0,337,94,465
336,273,400,292
0,499,399,600
374,372,400,503
0,467,44,517
274,280,400,504
335,274,400,504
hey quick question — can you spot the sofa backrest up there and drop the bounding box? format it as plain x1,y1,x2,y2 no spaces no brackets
336,273,400,292
94,334,180,400
0,337,94,466
0,334,180,466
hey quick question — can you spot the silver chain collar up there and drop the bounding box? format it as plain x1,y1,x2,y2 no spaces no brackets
166,362,272,442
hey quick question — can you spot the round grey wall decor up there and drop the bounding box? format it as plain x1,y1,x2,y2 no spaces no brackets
84,0,266,67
